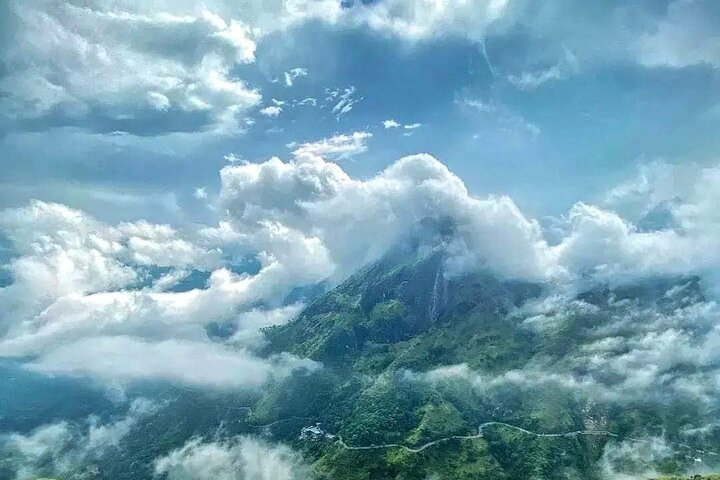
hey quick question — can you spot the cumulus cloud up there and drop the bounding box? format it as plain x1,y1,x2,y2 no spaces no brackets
218,153,554,282
2,0,716,138
518,283,720,403
154,436,310,480
3,156,720,390
605,161,720,229
229,304,305,348
551,161,720,283
0,200,317,388
0,398,157,480
215,153,720,286
0,2,263,135
406,283,720,415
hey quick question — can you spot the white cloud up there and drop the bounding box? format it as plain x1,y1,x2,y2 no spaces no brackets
312,0,718,73
219,152,720,289
550,161,720,284
4,157,720,391
407,290,720,405
0,398,157,480
0,201,318,388
155,436,310,480
224,153,245,163
638,0,720,69
218,153,554,282
2,0,715,139
194,186,208,200
29,336,317,388
120,220,221,268
463,97,541,138
229,304,304,348
506,49,578,90
406,363,606,399
326,86,361,120
0,2,262,134
283,67,308,87
259,105,283,117
384,119,423,130
600,436,676,480
517,286,720,403
290,131,372,161
296,0,720,79
343,0,513,42
297,97,317,107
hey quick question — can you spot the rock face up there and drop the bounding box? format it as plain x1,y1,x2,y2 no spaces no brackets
265,235,541,368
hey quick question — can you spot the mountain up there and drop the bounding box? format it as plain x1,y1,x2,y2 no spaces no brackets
264,241,541,373
243,235,720,479
4,230,718,480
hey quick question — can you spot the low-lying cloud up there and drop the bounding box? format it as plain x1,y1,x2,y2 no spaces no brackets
155,436,310,480
0,398,157,480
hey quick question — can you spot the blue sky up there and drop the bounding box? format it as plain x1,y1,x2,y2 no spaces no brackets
2,0,719,226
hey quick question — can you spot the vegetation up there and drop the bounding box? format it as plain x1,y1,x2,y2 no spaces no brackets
4,240,719,479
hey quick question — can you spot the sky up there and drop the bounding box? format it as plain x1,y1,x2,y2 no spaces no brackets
2,3,720,478
1,0,720,403
1,0,719,227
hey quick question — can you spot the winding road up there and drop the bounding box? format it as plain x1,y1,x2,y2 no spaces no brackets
331,422,618,453
303,421,719,457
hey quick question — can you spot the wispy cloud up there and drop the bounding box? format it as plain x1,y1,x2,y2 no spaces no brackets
327,86,362,120
382,119,423,130
462,98,540,138
284,67,308,87
290,131,372,161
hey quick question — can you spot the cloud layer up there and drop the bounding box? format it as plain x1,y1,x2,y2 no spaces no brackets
0,398,157,480
1,154,720,389
3,1,717,137
0,201,317,388
0,2,263,134
155,436,310,480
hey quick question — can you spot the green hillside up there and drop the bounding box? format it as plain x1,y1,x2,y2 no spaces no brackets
249,241,720,479
5,239,718,480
